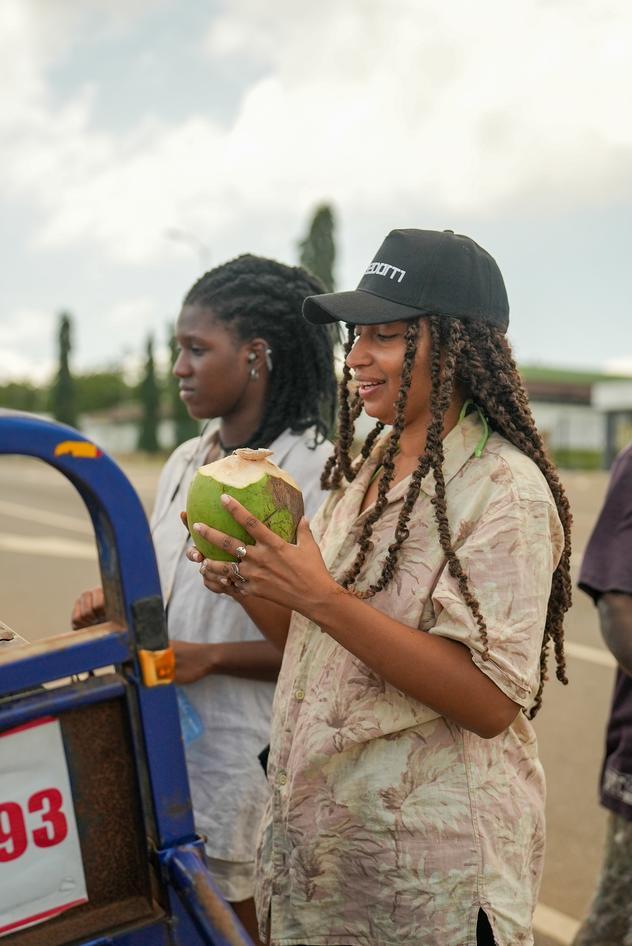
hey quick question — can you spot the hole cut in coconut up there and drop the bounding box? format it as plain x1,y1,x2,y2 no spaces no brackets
186,449,304,561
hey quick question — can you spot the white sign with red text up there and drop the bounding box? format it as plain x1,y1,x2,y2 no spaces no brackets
0,717,88,937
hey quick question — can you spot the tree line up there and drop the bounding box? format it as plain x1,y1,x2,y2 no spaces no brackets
0,205,336,452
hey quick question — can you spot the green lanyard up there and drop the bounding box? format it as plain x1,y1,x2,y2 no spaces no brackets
458,399,490,457
367,400,489,488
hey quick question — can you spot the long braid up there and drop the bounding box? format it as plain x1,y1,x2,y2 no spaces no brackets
321,326,359,487
340,320,420,593
184,254,338,448
321,326,386,489
450,320,572,716
325,314,571,716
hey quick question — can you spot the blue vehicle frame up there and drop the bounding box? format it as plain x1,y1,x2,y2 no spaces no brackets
0,410,254,946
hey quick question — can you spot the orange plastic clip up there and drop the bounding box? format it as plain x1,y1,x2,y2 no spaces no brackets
54,440,102,459
138,647,175,686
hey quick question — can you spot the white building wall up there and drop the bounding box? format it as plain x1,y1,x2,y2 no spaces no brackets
529,402,603,451
592,381,632,411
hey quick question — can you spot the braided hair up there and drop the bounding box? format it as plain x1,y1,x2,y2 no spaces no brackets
323,315,572,717
184,254,338,449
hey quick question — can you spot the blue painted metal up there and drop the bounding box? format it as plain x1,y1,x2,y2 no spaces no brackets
0,674,126,734
0,412,195,850
0,412,256,946
161,845,254,946
0,632,130,697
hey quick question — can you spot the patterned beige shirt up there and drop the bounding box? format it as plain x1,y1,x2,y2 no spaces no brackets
255,412,565,946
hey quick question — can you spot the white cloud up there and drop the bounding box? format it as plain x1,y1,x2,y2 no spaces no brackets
1,0,632,269
0,308,56,381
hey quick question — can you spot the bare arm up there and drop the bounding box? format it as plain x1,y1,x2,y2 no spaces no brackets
185,545,292,652
191,503,519,739
183,510,293,651
597,592,632,676
232,597,292,652
311,587,520,739
71,587,106,628
172,639,283,685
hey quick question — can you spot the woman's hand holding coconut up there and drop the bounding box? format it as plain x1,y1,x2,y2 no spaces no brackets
186,494,339,645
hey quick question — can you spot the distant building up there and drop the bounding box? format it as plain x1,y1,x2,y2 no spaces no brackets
354,366,631,470
521,367,632,469
60,367,632,469
592,381,632,466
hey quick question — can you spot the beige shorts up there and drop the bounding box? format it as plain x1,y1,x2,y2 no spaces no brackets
206,855,255,903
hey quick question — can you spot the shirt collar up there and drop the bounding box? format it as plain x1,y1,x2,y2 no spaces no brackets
352,409,488,516
420,408,487,497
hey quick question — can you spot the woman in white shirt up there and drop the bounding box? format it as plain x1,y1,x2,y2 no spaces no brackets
73,253,337,944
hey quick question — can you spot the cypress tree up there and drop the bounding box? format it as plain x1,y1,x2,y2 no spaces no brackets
168,327,198,446
298,204,336,291
137,334,160,452
50,311,79,428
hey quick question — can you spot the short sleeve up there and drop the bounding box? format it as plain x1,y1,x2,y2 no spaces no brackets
579,447,632,602
429,493,563,708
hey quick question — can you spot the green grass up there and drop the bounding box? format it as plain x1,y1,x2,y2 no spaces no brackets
520,365,632,385
552,448,603,470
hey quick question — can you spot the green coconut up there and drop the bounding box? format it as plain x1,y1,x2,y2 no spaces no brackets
186,447,304,562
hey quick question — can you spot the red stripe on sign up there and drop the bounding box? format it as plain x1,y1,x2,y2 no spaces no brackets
0,717,55,739
0,898,88,934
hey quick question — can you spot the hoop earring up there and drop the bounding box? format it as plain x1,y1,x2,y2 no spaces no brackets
250,367,260,380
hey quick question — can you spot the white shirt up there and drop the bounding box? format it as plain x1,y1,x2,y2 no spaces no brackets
151,426,331,862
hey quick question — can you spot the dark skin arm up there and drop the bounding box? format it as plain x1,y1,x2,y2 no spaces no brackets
597,592,632,676
71,581,284,685
185,543,292,652
173,514,285,683
180,512,292,656
71,586,106,628
171,639,282,685
188,497,520,740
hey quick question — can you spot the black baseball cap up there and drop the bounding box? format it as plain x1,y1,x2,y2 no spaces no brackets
303,228,509,333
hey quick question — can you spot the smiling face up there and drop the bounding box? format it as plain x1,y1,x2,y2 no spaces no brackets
173,304,256,421
346,318,434,430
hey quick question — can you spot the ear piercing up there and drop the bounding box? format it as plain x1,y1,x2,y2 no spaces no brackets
247,347,273,380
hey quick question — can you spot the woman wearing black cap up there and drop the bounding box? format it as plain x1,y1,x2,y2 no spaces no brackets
187,229,572,946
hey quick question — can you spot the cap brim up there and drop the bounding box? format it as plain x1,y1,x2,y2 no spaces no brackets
303,288,427,325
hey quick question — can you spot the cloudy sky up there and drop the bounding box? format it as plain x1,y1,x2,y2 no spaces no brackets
1,0,631,381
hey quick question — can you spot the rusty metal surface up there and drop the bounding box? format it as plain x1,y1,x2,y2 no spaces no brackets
6,691,163,945
164,847,254,946
9,898,159,946
0,623,125,668
189,873,247,946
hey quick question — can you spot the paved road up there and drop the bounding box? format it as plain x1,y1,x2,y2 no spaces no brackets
0,453,617,944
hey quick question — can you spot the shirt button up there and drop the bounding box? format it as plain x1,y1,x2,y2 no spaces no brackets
294,688,305,702
276,771,288,786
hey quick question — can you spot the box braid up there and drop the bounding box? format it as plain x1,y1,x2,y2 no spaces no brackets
184,254,338,449
449,317,572,716
320,323,386,488
325,314,571,717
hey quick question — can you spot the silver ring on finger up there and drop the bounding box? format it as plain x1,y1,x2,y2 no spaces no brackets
230,561,248,583
234,545,248,562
